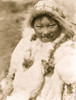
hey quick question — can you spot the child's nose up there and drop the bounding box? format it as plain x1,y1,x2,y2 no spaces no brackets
42,27,48,35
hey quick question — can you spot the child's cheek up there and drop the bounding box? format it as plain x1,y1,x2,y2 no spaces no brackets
49,25,60,33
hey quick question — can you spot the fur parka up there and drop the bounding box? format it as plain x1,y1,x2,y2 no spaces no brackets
0,0,76,100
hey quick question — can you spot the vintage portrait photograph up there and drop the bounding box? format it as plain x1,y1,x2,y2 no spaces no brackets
0,0,76,100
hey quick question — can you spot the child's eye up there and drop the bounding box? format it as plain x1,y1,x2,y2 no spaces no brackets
36,26,43,28
49,24,56,26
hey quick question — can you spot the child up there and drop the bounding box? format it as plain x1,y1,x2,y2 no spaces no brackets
0,0,76,100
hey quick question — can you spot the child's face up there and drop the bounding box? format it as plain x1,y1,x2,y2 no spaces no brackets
33,15,61,42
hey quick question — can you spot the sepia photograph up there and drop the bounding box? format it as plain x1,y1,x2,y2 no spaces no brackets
0,0,76,100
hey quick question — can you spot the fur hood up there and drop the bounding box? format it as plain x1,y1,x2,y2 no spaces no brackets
22,0,74,38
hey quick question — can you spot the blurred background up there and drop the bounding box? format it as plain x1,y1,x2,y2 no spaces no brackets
0,0,76,79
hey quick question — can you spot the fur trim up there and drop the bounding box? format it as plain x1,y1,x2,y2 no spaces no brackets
54,41,76,84
22,0,74,38
54,40,76,64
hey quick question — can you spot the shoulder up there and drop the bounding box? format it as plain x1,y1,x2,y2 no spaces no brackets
54,40,76,64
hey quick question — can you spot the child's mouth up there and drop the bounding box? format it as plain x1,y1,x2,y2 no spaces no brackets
41,33,53,38
40,36,54,42
41,34,54,39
